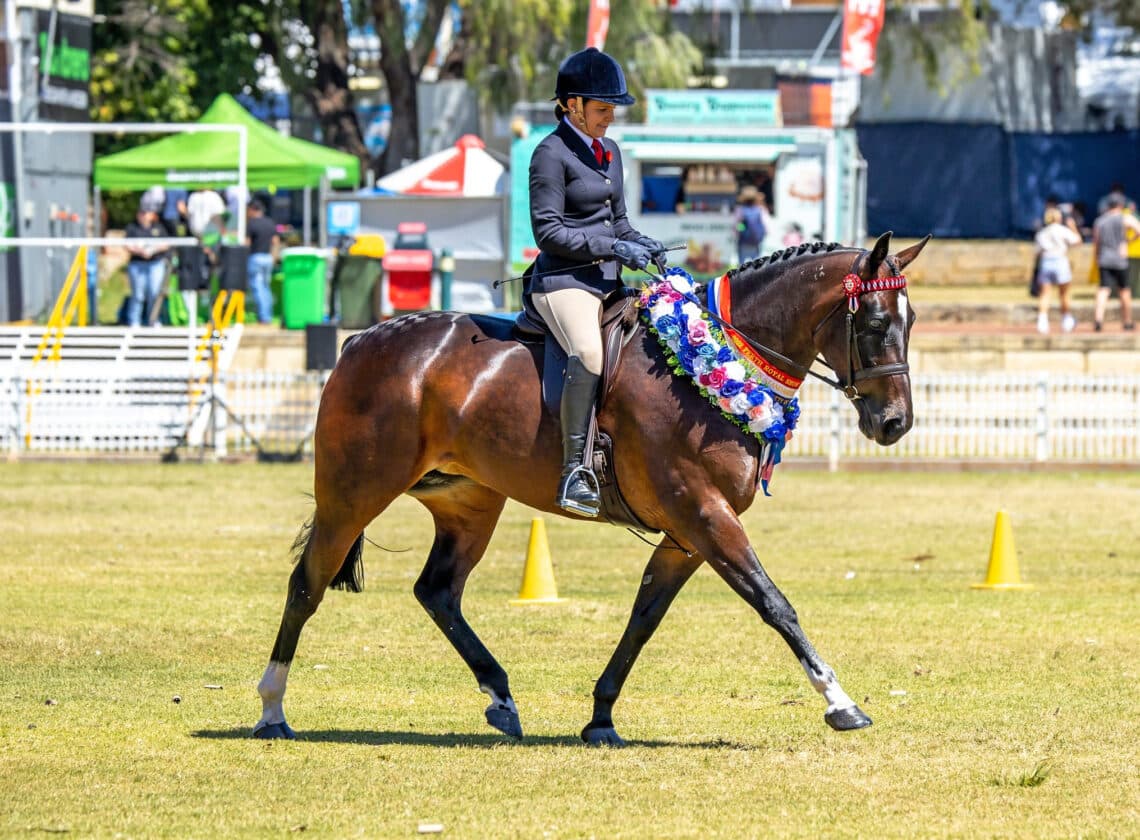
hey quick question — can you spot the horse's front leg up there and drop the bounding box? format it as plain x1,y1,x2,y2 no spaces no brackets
582,542,704,746
683,497,872,732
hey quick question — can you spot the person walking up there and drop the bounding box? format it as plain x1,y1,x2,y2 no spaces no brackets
245,199,279,324
526,46,666,517
124,202,170,327
1092,195,1140,331
1034,207,1082,333
733,185,767,265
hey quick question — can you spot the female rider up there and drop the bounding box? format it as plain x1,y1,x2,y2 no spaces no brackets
527,47,666,517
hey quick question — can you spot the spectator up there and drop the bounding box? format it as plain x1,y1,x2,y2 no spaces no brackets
783,222,805,248
187,189,226,238
1041,194,1080,235
1097,182,1136,216
161,188,189,236
245,199,280,325
1033,207,1082,334
733,185,766,265
124,202,170,327
1092,194,1140,331
140,185,165,214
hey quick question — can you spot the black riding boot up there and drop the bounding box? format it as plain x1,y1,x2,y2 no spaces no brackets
556,356,601,517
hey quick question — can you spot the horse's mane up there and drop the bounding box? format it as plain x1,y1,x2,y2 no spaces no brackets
725,241,852,283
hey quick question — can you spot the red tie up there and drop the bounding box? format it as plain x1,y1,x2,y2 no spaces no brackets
591,139,604,166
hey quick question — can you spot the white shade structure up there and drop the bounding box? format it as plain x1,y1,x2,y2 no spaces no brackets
376,134,507,197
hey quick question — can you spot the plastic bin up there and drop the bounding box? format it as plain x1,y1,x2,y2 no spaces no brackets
280,247,329,329
335,254,383,329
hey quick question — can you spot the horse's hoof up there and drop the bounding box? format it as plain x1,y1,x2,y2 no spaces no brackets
581,723,626,747
252,721,297,740
485,705,523,739
825,705,873,732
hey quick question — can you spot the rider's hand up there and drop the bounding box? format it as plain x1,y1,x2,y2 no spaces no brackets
613,239,652,271
634,234,666,257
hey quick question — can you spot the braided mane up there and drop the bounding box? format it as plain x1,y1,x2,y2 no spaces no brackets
725,241,850,282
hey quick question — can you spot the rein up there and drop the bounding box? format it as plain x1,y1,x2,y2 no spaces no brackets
682,254,909,401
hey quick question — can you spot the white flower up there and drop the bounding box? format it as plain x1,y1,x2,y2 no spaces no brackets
680,302,702,322
723,361,746,382
669,275,694,294
693,355,716,375
729,393,752,415
651,300,674,322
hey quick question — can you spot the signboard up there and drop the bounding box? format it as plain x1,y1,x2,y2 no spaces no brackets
646,90,782,128
841,0,886,76
35,11,91,120
327,201,361,237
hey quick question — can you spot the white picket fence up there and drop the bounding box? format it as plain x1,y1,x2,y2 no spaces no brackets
1,370,1137,463
792,373,1140,465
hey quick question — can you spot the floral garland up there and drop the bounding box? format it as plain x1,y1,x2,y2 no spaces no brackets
638,267,801,493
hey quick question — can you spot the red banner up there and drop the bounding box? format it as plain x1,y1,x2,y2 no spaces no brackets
586,0,610,51
841,0,886,76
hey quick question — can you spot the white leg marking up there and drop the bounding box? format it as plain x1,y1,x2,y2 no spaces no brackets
800,658,856,714
256,662,290,729
479,684,518,716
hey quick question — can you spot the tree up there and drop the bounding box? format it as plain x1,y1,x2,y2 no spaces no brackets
90,0,207,151
369,0,450,175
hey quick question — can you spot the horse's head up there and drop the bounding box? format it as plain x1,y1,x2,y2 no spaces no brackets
812,232,929,445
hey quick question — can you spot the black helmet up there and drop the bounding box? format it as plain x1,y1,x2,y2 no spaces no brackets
554,47,635,106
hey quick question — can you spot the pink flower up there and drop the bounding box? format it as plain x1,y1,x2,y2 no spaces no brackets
742,381,755,393
688,320,711,345
718,397,735,412
706,367,727,390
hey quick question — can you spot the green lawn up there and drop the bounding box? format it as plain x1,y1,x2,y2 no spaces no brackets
1,463,1137,838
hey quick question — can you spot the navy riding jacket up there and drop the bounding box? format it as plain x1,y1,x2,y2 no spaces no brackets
527,121,640,297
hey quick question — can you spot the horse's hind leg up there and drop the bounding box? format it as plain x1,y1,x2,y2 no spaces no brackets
411,484,517,737
583,542,704,746
254,496,392,739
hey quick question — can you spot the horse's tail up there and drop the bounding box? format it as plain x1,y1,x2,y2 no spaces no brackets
291,515,365,593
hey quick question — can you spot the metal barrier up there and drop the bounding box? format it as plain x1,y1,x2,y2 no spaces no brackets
1,371,1137,463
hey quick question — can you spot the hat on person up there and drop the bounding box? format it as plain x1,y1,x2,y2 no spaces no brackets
554,48,636,106
738,185,759,203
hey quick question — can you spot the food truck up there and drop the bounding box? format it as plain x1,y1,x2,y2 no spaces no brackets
509,89,867,281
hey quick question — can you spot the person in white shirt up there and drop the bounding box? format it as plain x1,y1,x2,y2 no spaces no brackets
186,189,226,237
1034,207,1083,333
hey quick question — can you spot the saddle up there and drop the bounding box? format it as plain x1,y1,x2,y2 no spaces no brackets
469,291,657,534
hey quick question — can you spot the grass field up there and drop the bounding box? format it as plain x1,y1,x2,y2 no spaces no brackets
1,462,1138,838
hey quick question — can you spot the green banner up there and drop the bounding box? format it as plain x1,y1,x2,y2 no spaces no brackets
646,90,782,128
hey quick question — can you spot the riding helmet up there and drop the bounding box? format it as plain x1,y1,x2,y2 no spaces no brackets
554,47,636,106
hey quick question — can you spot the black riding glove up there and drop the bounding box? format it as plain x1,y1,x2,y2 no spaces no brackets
634,234,666,257
612,240,652,271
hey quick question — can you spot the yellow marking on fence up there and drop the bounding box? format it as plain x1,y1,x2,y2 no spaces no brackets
24,247,90,446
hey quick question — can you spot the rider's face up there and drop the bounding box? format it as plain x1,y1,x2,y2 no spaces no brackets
568,97,615,139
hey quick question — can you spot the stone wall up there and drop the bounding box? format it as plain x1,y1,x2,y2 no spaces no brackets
885,238,1095,286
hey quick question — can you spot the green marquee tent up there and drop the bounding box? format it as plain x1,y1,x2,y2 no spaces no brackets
93,94,361,191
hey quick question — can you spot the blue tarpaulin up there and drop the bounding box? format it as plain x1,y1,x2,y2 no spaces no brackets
856,123,1140,238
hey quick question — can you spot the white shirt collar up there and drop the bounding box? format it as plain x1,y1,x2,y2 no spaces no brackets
563,116,600,152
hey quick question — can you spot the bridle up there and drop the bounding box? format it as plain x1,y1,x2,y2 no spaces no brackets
691,251,910,401
810,252,910,400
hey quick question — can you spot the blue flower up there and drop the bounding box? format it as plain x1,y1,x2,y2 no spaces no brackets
696,342,717,358
764,420,787,442
656,315,681,339
678,345,699,373
716,346,734,364
720,379,744,397
747,388,769,406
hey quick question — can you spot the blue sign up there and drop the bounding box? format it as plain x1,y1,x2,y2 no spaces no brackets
327,201,361,236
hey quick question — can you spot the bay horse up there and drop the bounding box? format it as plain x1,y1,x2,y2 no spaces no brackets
254,231,929,746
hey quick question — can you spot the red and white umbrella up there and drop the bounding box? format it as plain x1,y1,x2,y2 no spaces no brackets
376,134,506,197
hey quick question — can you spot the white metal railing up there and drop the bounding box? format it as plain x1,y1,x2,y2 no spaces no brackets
0,371,1137,463
792,373,1140,464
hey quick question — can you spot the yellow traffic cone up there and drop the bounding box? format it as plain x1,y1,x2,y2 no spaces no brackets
510,518,565,605
971,511,1032,590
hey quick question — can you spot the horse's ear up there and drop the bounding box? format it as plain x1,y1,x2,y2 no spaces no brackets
860,231,892,279
893,234,932,271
